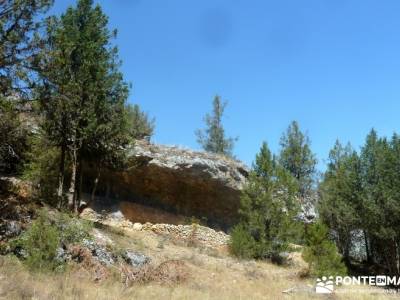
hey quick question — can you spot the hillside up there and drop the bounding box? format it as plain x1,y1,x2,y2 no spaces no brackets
0,213,393,300
0,178,395,300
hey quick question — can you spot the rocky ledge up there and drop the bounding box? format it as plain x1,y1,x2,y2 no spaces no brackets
85,141,249,229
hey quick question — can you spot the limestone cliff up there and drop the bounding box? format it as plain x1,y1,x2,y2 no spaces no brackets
85,141,249,229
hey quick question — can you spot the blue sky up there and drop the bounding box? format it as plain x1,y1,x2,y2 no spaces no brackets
51,1,400,169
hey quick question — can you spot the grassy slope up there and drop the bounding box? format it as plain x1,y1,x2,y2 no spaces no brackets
0,223,397,300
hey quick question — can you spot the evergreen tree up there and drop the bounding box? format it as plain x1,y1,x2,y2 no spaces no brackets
0,98,29,173
0,1,52,174
37,0,130,211
318,140,362,264
359,132,400,275
302,222,347,277
319,130,400,276
279,121,317,198
196,95,237,157
126,103,155,141
230,142,299,261
0,0,53,96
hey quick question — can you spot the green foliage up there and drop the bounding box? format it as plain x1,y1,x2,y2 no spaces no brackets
18,210,61,271
318,140,362,261
55,212,93,245
229,224,258,259
23,134,60,205
0,98,30,174
196,95,237,157
126,103,155,141
230,142,300,262
279,121,317,197
319,130,400,276
36,0,132,209
0,0,53,95
13,209,93,272
302,222,347,278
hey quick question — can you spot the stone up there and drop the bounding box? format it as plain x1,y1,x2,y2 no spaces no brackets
92,228,114,246
82,239,115,266
4,221,21,238
55,247,67,263
122,250,151,267
132,223,143,231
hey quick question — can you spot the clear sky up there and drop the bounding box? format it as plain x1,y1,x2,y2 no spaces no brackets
51,0,400,169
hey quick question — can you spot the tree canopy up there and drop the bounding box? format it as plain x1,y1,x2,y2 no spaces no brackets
36,0,130,210
196,95,237,157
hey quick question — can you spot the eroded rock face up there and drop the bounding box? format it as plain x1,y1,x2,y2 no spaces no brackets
87,141,249,229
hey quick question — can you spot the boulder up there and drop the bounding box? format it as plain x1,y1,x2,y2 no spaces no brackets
82,239,115,266
85,141,249,229
122,250,151,267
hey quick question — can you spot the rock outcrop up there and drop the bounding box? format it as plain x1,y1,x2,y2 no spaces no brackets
85,141,249,229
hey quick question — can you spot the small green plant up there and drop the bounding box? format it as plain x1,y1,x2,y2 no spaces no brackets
55,212,93,245
302,222,347,278
12,209,93,272
229,224,258,259
18,210,61,271
184,216,207,226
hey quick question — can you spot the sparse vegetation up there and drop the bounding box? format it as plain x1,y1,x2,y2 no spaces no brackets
0,0,399,298
0,225,391,300
10,209,93,272
14,210,62,271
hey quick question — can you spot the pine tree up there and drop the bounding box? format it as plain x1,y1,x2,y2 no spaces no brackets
318,140,362,264
0,0,53,96
279,121,317,198
37,0,130,211
0,1,52,173
230,142,299,261
126,103,155,141
359,132,400,275
319,130,400,276
0,98,29,173
196,95,237,157
302,222,347,277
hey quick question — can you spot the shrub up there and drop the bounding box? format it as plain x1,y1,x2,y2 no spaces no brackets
13,209,93,272
302,222,347,278
229,224,258,259
23,135,60,206
55,212,93,245
18,210,61,271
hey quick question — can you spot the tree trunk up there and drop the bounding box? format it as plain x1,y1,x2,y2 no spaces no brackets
68,148,77,210
57,144,66,208
74,151,83,213
88,166,101,207
105,181,111,200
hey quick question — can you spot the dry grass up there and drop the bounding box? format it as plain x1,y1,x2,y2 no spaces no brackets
0,226,398,300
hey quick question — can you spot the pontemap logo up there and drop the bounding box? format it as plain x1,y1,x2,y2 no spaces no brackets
316,276,400,294
316,276,334,294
